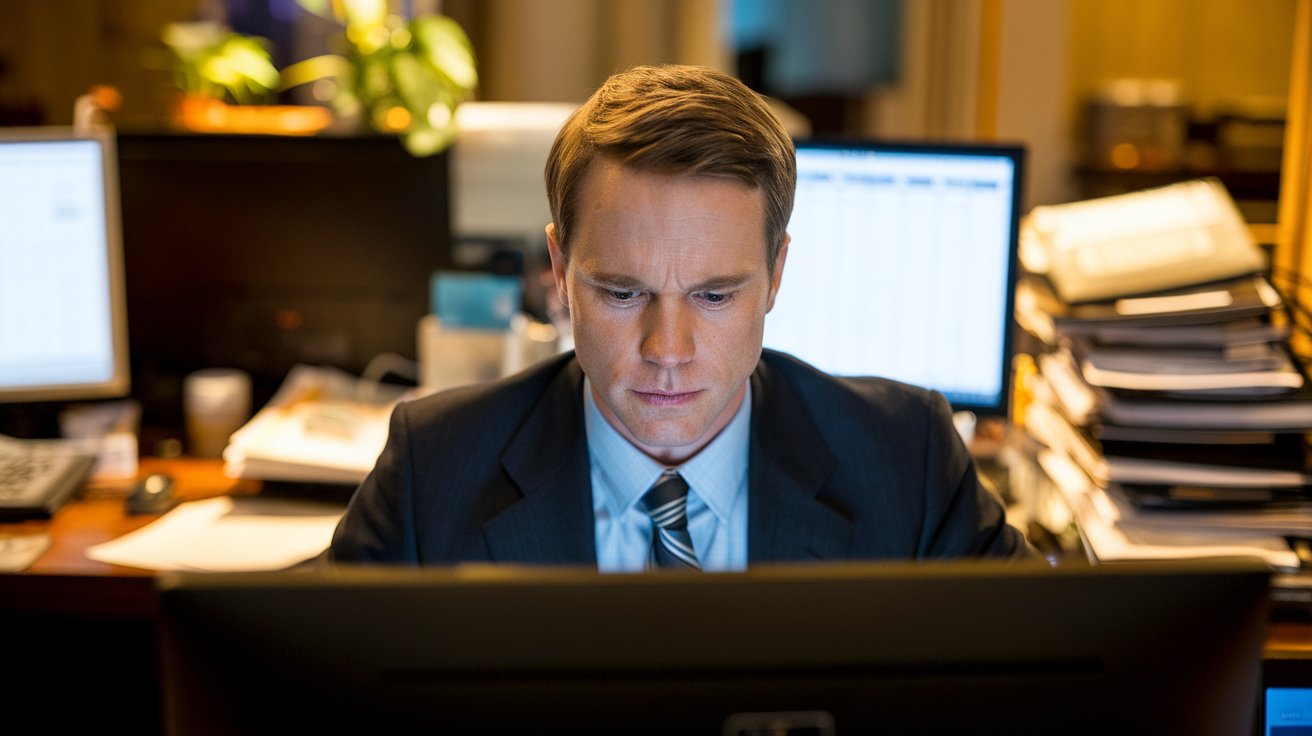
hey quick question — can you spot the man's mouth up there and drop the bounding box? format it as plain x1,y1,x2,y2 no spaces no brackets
633,389,701,407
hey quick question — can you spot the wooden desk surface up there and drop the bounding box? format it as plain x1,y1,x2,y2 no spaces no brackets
3,456,258,576
0,457,259,616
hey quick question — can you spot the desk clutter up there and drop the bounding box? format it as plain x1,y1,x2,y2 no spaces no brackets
222,272,565,486
85,494,342,572
221,364,407,485
1016,179,1312,571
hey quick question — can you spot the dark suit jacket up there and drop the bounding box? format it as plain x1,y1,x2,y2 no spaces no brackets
330,349,1030,564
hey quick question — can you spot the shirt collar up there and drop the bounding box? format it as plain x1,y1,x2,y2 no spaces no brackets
584,378,751,525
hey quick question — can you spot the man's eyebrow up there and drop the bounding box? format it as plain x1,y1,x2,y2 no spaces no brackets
579,270,757,293
691,274,756,292
578,270,647,291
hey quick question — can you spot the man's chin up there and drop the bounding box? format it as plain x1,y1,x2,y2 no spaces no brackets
621,421,709,462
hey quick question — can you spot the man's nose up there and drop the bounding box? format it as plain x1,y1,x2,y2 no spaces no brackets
640,301,695,368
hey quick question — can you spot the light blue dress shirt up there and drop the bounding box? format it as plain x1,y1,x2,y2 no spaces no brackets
584,378,751,573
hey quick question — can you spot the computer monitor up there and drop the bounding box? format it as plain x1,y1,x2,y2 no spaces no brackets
157,559,1269,734
115,133,451,428
0,127,131,406
447,102,576,317
449,102,576,254
765,140,1024,416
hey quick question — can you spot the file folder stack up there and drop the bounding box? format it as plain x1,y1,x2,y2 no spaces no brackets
1014,180,1312,570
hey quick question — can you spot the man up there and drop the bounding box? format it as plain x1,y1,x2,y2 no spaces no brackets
330,64,1030,568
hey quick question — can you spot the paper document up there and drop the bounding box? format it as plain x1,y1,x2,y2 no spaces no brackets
224,364,410,484
86,496,343,572
1077,349,1304,393
1037,449,1300,571
1021,179,1265,303
1024,399,1312,488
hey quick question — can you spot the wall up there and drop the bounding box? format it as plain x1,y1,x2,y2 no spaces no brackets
0,0,1297,216
460,0,727,104
1066,0,1296,121
0,0,194,128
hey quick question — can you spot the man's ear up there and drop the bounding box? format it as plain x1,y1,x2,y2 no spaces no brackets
765,234,789,313
546,223,569,309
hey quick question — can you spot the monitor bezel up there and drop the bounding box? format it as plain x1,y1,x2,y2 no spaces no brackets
0,126,130,403
778,138,1026,418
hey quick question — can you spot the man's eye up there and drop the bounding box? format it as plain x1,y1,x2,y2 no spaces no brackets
698,292,731,306
608,290,640,302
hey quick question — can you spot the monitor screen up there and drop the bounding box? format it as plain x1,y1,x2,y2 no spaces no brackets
157,559,1268,734
449,102,575,251
765,140,1024,416
1263,658,1312,735
0,128,130,404
116,133,451,428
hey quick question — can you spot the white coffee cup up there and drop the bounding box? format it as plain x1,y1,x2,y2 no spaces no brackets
184,369,252,458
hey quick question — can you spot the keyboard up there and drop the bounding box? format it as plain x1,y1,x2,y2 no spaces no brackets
0,436,95,521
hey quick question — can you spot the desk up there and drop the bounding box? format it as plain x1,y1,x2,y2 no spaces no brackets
0,457,259,615
3,458,1311,733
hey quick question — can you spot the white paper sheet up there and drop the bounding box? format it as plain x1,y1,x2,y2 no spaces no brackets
86,496,343,572
1036,449,1300,571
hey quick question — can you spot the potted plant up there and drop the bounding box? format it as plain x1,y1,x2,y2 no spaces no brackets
162,21,332,135
282,0,479,155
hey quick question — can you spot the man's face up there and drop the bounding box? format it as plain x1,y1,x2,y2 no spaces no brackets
547,159,787,465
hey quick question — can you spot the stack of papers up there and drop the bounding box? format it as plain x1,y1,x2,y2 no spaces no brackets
1015,180,1312,569
223,365,409,484
1038,450,1300,571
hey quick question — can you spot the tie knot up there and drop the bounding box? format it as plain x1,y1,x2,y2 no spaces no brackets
641,470,691,532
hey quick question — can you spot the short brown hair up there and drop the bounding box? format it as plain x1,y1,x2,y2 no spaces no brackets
545,64,796,271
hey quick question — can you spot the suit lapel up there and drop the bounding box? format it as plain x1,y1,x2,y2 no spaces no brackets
479,355,852,565
484,358,598,565
747,359,854,562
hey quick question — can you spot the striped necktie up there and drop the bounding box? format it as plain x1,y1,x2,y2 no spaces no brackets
640,470,701,570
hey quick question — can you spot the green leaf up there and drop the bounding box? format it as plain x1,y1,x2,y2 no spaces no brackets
278,54,353,91
403,120,458,157
411,15,477,92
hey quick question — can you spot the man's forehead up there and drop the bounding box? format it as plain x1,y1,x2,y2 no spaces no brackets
573,162,766,234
